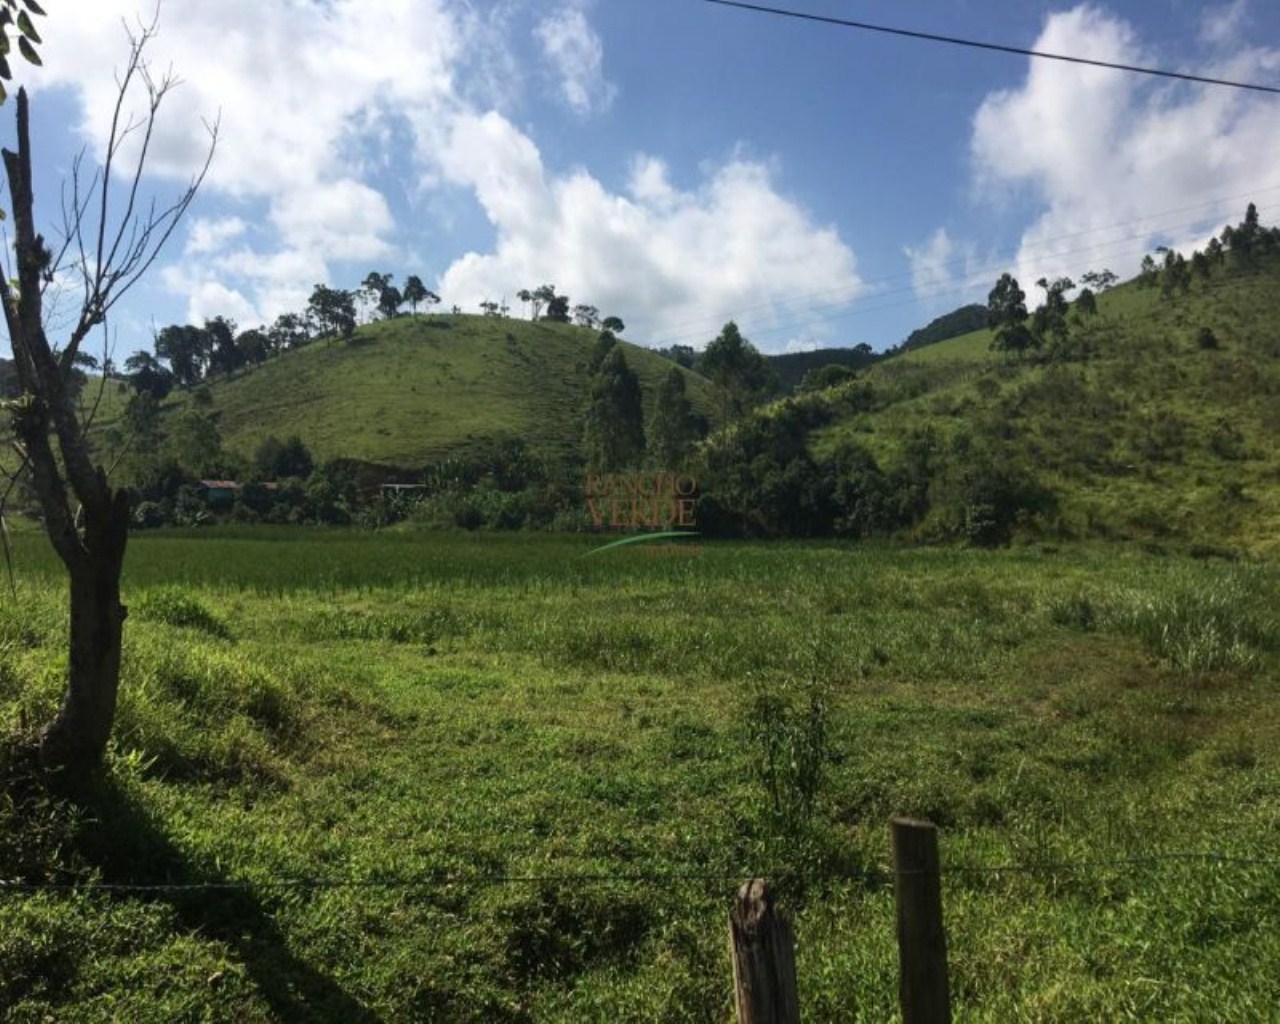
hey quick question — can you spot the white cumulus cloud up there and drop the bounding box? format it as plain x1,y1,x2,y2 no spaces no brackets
437,128,863,351
904,228,990,310
969,4,1280,290
536,3,616,116
23,0,860,349
28,0,464,326
184,216,247,257
905,228,957,301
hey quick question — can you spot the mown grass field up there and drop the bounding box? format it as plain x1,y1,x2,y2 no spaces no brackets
2,528,1278,1021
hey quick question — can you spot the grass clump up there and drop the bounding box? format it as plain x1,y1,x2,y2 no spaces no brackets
111,637,305,786
1113,587,1264,674
131,586,231,639
1050,565,1276,675
745,682,832,840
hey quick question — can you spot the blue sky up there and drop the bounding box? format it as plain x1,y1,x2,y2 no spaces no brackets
5,0,1279,359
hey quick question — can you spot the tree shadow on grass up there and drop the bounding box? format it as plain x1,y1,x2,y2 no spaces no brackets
68,775,384,1024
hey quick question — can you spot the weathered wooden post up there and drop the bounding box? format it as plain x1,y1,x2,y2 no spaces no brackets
728,877,799,1024
891,817,951,1023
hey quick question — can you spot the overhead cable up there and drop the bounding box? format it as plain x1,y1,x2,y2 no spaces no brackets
699,0,1280,95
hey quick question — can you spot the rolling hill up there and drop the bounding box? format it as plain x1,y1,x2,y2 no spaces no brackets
50,230,1280,555
132,315,717,470
798,263,1280,552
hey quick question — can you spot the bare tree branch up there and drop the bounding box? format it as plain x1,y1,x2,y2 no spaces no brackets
51,154,97,292
91,16,153,315
79,317,116,436
56,14,218,374
0,0,205,777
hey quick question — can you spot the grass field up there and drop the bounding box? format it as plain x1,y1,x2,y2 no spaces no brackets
2,528,1278,1021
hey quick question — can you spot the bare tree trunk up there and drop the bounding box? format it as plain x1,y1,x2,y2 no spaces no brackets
2,88,127,782
0,20,214,782
38,490,129,778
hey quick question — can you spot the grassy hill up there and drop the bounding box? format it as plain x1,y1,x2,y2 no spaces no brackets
33,251,1280,555
141,315,715,470
737,262,1280,553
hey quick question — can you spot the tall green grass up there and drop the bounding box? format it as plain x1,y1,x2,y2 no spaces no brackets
2,530,1278,1021
1048,563,1276,674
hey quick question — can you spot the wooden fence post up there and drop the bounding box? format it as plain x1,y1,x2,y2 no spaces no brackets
891,817,951,1024
728,877,799,1024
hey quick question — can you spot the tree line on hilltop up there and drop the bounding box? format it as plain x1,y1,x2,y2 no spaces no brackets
120,274,625,399
987,203,1277,361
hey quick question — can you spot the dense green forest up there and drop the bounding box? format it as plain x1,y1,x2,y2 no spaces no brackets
898,303,988,352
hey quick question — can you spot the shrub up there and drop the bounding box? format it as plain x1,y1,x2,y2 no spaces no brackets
1196,326,1220,350
826,441,904,536
172,484,211,527
1130,410,1188,463
974,376,1002,400
928,442,1057,546
131,501,167,529
745,684,832,839
470,485,536,530
798,363,858,392
229,499,260,524
1208,418,1247,460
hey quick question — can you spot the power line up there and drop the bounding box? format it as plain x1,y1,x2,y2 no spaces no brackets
698,0,1280,95
640,198,1280,350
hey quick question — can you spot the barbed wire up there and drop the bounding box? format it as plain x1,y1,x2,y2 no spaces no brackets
937,851,1280,876
0,870,750,894
0,850,1275,896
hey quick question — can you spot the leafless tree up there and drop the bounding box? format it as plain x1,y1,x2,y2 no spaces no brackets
1,16,216,780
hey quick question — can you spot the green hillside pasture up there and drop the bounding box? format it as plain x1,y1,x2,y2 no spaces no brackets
890,278,1159,367
812,270,1280,552
2,530,1278,1021
892,324,994,365
162,315,714,469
